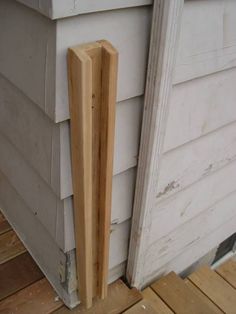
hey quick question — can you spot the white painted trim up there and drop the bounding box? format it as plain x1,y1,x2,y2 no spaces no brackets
126,0,184,288
16,0,153,19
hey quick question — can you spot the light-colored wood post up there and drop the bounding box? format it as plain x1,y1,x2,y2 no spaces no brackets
67,41,118,307
98,40,118,298
67,46,93,309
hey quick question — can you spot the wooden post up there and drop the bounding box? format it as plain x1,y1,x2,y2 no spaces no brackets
67,46,94,309
67,41,118,308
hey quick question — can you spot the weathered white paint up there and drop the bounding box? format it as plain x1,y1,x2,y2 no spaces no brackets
16,0,152,19
164,67,236,152
128,0,236,289
151,159,236,241
174,0,236,84
0,0,151,122
127,0,184,287
142,191,236,282
157,121,236,202
144,217,236,286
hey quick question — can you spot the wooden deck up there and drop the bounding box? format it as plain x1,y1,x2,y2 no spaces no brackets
0,211,236,313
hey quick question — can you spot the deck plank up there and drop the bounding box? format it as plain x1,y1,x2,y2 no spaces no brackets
0,220,11,236
188,265,236,314
0,212,5,223
123,299,158,313
0,252,44,301
141,287,173,314
0,278,63,314
184,279,223,313
54,280,142,314
151,272,219,314
0,230,26,265
216,259,236,289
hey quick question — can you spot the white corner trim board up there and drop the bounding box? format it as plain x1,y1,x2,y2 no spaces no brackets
127,0,184,288
16,0,153,19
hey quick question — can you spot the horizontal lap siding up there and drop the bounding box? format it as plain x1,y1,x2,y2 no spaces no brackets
143,217,236,286
164,68,236,152
0,75,143,199
16,0,153,19
55,6,151,121
0,130,136,253
144,191,236,279
0,0,151,122
0,170,131,291
0,170,78,307
146,0,236,281
174,0,236,84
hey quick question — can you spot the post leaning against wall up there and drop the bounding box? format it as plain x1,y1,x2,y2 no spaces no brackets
127,0,184,288
68,41,118,308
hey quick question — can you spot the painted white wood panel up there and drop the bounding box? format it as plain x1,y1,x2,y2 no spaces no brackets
56,201,131,269
143,216,236,287
0,1,151,122
109,220,131,270
0,170,79,308
55,7,151,121
0,130,136,252
0,74,57,189
143,191,236,281
16,0,152,19
57,168,136,252
164,67,236,152
127,0,184,288
0,170,128,305
157,121,236,202
174,0,236,84
59,96,143,198
111,168,136,225
0,132,58,239
0,0,56,120
55,96,143,198
0,74,143,199
151,159,236,241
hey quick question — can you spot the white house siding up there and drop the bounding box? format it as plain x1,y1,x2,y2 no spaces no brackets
138,0,236,284
0,0,152,307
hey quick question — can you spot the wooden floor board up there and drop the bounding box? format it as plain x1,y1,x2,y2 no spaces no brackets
123,299,158,313
0,252,44,301
0,230,26,265
151,271,219,314
53,280,142,314
141,287,173,314
216,259,236,289
0,220,11,236
188,265,236,314
184,279,223,313
0,278,63,314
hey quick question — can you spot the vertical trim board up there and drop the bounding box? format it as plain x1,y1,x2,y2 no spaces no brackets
127,0,184,288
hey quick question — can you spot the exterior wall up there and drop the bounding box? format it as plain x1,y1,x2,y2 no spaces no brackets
16,0,152,19
0,0,151,307
129,0,236,287
0,0,151,122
